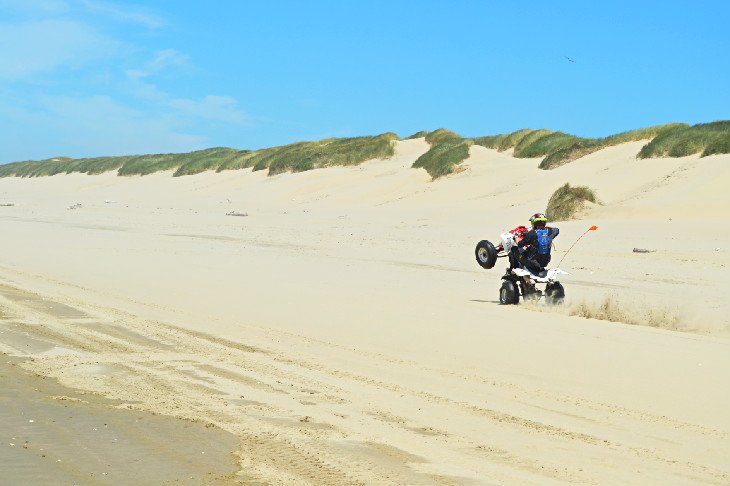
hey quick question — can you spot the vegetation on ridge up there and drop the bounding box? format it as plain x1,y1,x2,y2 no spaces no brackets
405,130,429,139
637,121,730,158
412,129,473,179
404,121,728,179
1,121,728,181
0,133,398,178
0,149,249,178
540,123,687,169
241,133,399,176
471,123,688,169
546,183,598,221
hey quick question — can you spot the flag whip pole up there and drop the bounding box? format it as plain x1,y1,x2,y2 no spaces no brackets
556,225,598,268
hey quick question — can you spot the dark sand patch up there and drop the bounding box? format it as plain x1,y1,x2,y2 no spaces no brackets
0,355,245,485
0,284,89,320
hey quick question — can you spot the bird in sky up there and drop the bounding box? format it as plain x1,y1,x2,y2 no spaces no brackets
564,55,576,63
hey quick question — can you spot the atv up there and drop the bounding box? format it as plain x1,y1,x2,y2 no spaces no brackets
475,231,567,305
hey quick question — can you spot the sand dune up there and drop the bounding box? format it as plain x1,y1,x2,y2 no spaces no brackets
1,139,728,485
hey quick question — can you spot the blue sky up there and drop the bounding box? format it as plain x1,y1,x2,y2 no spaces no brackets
1,0,728,162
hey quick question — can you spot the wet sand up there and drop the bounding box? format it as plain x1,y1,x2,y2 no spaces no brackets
0,355,243,485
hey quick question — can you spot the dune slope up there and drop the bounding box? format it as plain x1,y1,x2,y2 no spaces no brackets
0,138,728,485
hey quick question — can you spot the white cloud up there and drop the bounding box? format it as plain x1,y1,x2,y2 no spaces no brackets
0,19,121,80
123,51,250,126
169,95,250,125
79,0,164,29
33,94,207,156
148,49,190,72
126,49,190,80
127,82,251,125
1,90,248,161
0,4,251,160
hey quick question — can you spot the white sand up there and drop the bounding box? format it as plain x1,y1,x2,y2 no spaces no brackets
0,138,728,485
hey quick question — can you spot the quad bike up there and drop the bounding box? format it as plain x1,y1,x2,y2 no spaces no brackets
475,232,567,305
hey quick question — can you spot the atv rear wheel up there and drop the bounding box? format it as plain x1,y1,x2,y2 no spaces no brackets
475,240,497,269
545,281,565,305
499,281,519,305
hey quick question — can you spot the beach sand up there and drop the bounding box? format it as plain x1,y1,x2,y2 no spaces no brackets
0,138,728,485
0,356,241,485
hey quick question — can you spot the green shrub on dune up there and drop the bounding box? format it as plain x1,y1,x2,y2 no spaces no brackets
472,123,691,170
473,129,541,152
220,133,399,176
71,156,127,175
424,128,462,145
514,131,581,158
546,183,598,221
412,138,472,179
411,128,473,179
117,148,252,176
395,120,728,180
539,123,687,169
0,156,126,177
255,133,399,176
405,130,429,139
704,135,730,156
117,154,184,176
637,121,730,158
216,151,261,172
173,148,250,176
473,128,579,158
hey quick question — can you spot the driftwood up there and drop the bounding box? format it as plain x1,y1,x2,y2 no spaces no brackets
226,211,248,217
632,248,655,253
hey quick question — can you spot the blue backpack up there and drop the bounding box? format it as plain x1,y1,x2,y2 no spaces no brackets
536,229,550,255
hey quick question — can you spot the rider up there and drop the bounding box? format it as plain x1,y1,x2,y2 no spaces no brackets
516,213,559,276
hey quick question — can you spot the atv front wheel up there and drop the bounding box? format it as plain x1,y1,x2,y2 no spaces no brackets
545,282,565,305
475,240,497,269
499,281,519,305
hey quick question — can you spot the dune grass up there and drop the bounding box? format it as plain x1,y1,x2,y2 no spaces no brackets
412,138,472,179
0,150,250,178
411,129,473,179
473,129,587,163
637,121,730,158
235,133,399,176
539,123,688,169
546,183,598,221
0,133,398,178
2,121,728,180
405,130,429,139
424,128,462,145
471,123,690,170
173,148,251,176
411,122,692,178
473,129,549,154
